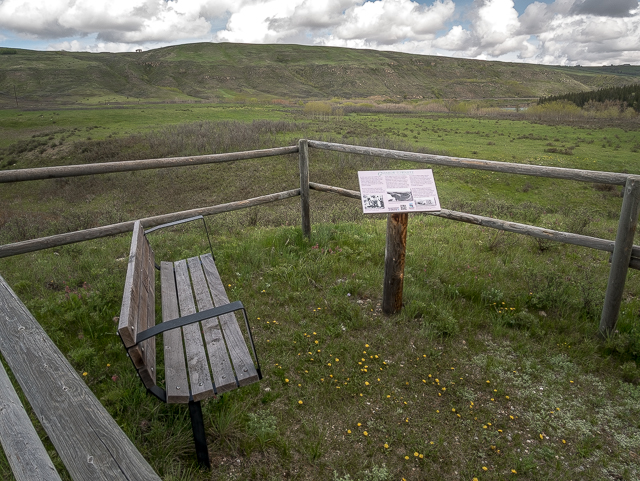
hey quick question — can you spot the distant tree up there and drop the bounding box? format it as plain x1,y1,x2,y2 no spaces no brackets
538,84,640,112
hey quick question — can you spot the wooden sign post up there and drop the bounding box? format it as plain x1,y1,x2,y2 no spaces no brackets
382,213,408,314
357,169,441,315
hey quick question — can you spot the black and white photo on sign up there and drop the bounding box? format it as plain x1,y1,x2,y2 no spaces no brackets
416,197,437,206
386,189,413,203
362,194,385,210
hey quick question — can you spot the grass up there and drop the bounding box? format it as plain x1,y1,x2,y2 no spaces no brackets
1,215,640,480
1,106,640,479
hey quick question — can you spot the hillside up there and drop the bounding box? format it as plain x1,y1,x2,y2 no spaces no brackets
1,43,639,107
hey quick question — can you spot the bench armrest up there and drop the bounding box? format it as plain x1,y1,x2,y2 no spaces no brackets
135,301,246,344
144,215,206,235
143,215,214,263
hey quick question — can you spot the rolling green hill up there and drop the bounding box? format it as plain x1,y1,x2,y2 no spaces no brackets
1,43,639,107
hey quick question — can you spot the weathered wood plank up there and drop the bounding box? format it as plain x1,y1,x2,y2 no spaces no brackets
0,189,301,259
0,358,62,481
0,146,299,183
382,213,408,315
308,140,630,185
174,260,214,401
118,221,144,348
160,262,189,404
200,254,259,387
186,257,237,394
0,275,160,480
138,244,156,388
127,232,150,369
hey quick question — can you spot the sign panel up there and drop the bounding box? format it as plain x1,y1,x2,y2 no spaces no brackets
357,169,441,213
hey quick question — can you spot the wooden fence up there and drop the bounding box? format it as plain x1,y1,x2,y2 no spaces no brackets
1,139,639,335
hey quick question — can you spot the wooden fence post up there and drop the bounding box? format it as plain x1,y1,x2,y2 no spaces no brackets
383,213,408,314
299,139,311,239
600,176,640,335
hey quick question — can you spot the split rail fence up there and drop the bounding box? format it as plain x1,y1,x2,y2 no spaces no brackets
1,139,639,335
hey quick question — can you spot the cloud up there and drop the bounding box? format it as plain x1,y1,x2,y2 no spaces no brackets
570,0,639,18
0,0,229,43
215,0,456,47
434,0,640,65
0,0,639,65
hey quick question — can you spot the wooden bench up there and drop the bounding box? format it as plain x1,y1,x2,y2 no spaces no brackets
0,274,160,480
118,217,262,468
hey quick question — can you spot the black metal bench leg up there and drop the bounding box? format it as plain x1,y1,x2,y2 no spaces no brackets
188,400,211,469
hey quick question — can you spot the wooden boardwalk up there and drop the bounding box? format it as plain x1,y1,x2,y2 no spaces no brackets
0,274,160,480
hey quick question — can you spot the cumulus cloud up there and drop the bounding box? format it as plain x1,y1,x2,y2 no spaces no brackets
433,0,640,64
0,0,225,43
570,0,639,18
0,0,639,65
215,0,456,47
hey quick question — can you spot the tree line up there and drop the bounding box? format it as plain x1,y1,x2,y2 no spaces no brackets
538,84,640,111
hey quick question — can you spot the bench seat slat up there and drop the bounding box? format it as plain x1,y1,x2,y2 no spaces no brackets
174,260,214,401
200,254,259,386
160,262,189,403
186,257,237,394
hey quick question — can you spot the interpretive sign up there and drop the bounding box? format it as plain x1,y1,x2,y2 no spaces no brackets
357,169,441,214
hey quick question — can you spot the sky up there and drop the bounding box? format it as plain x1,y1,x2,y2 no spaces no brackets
0,0,639,66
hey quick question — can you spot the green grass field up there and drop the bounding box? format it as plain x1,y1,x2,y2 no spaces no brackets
1,105,640,480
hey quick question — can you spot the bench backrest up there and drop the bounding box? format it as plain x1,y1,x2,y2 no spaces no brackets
118,221,156,388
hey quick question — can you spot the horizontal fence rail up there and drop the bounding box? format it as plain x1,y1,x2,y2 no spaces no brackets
0,189,300,258
0,146,299,183
308,140,631,185
309,182,640,260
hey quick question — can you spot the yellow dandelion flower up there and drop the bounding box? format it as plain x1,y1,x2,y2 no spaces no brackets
285,379,289,383
363,431,368,436
511,469,517,474
298,400,303,405
483,466,488,471
414,452,419,457
347,429,351,434
384,443,389,449
82,372,88,376
404,456,409,460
